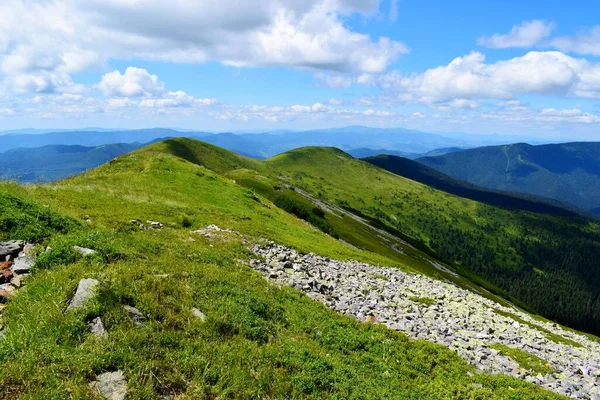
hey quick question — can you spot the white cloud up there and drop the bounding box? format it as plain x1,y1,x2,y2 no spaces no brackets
0,0,407,96
314,73,353,88
539,108,600,123
328,98,343,105
373,51,600,104
477,20,554,48
551,26,600,56
99,67,164,97
481,103,600,124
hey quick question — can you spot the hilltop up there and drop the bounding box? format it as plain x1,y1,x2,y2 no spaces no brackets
417,142,600,215
0,138,599,398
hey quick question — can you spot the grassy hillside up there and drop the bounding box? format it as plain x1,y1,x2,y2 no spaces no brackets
264,147,600,335
418,142,600,215
0,140,562,399
0,143,143,183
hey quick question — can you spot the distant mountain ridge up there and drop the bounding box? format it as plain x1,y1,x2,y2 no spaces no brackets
348,147,464,160
0,128,213,152
363,154,582,217
0,126,561,159
0,143,143,182
417,142,600,215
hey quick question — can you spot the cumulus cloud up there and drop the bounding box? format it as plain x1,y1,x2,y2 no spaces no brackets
0,0,407,96
373,51,600,104
99,68,164,97
551,26,600,56
477,20,554,48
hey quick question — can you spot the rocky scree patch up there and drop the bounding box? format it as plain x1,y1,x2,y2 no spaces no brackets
247,240,600,399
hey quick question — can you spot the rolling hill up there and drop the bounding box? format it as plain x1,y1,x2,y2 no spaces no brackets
417,142,600,215
124,139,600,336
1,138,599,398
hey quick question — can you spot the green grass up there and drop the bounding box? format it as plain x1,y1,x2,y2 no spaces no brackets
264,146,600,335
409,296,436,307
490,344,553,375
493,309,583,348
0,141,566,398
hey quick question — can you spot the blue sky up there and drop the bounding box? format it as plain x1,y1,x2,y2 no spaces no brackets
0,0,599,139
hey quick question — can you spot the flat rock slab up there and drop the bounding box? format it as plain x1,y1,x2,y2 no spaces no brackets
11,256,35,274
89,371,127,400
67,279,99,311
0,241,23,258
123,305,146,326
73,246,96,257
89,316,107,337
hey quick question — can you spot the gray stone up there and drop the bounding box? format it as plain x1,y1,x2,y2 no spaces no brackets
67,279,99,311
0,241,23,258
11,255,35,274
89,371,127,400
246,240,600,399
89,317,107,337
192,307,206,321
124,305,146,326
73,246,96,257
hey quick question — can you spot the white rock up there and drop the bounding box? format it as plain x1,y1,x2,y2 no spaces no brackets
67,279,99,311
73,246,96,257
89,371,127,400
123,305,146,326
89,316,107,337
192,307,206,321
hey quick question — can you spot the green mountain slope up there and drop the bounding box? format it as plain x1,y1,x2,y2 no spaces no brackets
363,154,581,216
417,142,600,215
122,140,600,336
0,139,563,399
0,143,143,183
262,146,600,335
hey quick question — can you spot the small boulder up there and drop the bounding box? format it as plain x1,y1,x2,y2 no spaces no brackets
89,317,107,337
10,275,23,288
192,307,206,321
0,241,23,258
1,270,13,284
67,279,99,311
73,246,96,257
89,371,127,400
12,256,35,274
0,285,17,303
0,261,12,271
123,305,146,326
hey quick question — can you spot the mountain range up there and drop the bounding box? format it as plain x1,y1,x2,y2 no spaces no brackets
417,142,600,215
0,126,560,157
